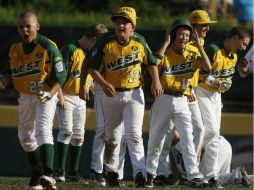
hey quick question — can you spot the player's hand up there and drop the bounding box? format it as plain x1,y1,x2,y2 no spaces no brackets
79,86,90,101
102,82,116,97
151,80,163,99
192,29,202,49
37,91,52,103
218,79,232,92
165,28,171,45
187,90,197,103
57,96,65,109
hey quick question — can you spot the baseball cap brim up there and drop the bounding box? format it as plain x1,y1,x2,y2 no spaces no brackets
198,20,218,24
111,14,133,24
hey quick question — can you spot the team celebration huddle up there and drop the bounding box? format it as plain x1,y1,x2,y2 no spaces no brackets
0,5,253,190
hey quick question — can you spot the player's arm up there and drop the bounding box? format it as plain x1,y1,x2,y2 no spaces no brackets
193,29,211,72
88,68,115,97
79,59,90,100
154,28,171,65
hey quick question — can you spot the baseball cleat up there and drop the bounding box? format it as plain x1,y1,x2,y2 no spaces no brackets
189,178,208,188
106,171,120,187
135,172,147,188
39,175,57,190
145,173,154,188
54,168,65,182
90,169,106,186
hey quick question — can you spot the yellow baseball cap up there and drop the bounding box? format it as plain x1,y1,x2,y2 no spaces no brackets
188,10,217,25
111,7,138,26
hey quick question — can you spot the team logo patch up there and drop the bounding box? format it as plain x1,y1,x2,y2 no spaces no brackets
187,55,193,60
132,46,138,51
54,56,62,62
55,61,64,72
36,52,43,59
92,49,98,57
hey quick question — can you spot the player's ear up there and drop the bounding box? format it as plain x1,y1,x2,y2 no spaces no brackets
36,23,40,31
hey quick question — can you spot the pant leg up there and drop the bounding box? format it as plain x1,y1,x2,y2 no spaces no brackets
146,94,173,177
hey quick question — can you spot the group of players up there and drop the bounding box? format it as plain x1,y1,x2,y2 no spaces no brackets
0,5,253,190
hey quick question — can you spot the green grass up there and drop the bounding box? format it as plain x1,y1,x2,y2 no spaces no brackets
0,176,251,190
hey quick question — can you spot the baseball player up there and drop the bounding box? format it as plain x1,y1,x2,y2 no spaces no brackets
0,11,67,190
146,18,211,188
79,30,127,187
238,44,253,78
195,26,251,187
86,6,163,187
54,24,108,183
155,10,217,183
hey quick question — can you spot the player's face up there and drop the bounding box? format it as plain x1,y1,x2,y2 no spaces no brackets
114,17,135,43
195,24,209,38
231,36,250,53
18,15,39,43
173,27,191,52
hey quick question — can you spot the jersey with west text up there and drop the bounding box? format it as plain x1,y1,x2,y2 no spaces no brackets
8,34,67,94
61,41,92,95
159,45,202,95
199,42,237,93
86,32,157,89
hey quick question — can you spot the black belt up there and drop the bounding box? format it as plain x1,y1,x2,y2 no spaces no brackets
115,86,140,92
164,90,185,97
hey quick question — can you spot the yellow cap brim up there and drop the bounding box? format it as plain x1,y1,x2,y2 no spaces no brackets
198,20,218,24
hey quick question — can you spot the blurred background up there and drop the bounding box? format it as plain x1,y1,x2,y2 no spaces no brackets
0,0,253,178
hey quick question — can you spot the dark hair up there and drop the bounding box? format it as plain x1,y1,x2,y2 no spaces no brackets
227,26,251,40
85,23,108,39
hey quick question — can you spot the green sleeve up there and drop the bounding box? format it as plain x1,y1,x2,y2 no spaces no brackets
132,34,157,66
86,33,114,70
204,43,220,66
60,42,77,74
48,47,67,87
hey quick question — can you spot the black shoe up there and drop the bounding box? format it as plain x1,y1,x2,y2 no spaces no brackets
29,175,43,190
154,175,173,186
189,178,208,188
54,168,65,182
135,172,147,188
90,169,106,186
106,171,120,187
208,177,223,188
66,171,88,184
146,173,154,188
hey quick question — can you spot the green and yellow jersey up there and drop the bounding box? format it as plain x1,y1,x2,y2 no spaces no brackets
199,42,237,93
159,45,202,96
86,31,157,89
8,34,67,94
61,41,92,95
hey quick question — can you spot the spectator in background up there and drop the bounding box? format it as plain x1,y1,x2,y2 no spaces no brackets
234,0,254,26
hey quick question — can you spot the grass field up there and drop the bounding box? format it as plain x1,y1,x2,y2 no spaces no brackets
0,176,251,190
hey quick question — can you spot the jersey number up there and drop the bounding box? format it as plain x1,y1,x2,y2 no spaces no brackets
180,78,192,90
129,70,139,83
29,80,44,93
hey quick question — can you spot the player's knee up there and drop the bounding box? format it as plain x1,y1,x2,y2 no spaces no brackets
104,138,118,161
57,131,73,143
70,136,84,146
19,139,38,152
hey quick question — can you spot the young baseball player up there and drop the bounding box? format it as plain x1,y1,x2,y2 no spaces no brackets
54,23,108,183
0,11,67,190
85,6,163,187
146,18,211,188
155,11,217,184
195,26,251,187
79,30,127,187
